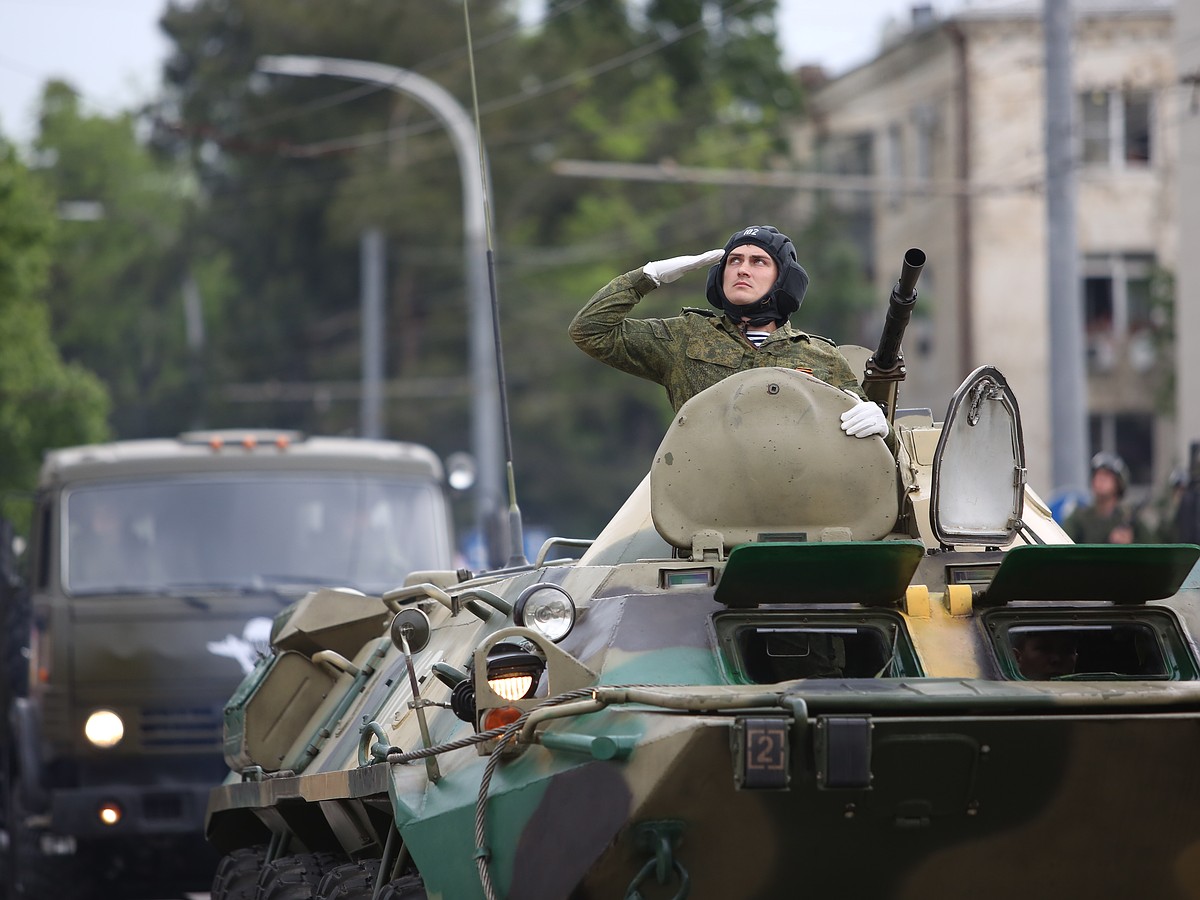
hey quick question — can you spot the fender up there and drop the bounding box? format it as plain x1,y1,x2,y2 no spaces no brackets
9,697,47,811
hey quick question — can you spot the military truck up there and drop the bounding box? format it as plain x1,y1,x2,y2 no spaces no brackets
203,270,1200,899
0,430,457,898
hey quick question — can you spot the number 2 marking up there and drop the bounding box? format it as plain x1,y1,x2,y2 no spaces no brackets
749,728,784,770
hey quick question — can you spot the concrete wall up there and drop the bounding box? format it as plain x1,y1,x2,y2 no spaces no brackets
1176,0,1200,467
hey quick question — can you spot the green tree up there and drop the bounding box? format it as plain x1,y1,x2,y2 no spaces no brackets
156,0,868,541
0,140,110,519
32,80,220,437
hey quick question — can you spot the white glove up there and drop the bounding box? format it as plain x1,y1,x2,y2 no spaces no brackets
840,391,889,439
643,248,724,285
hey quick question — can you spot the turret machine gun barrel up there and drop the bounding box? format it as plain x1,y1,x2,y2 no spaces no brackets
863,248,925,419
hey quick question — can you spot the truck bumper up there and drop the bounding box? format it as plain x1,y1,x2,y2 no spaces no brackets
50,783,209,838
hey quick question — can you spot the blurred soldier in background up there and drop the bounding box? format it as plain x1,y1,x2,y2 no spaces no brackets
1063,452,1152,544
1148,466,1188,542
1174,443,1200,545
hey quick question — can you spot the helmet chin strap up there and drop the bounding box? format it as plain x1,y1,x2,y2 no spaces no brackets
723,292,786,327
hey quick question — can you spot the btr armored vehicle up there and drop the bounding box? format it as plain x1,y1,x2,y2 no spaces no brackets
204,263,1200,900
0,430,456,898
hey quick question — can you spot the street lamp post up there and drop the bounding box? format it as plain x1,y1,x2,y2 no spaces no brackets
257,54,503,553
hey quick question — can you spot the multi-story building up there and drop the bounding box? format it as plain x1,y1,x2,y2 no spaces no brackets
792,0,1178,503
1178,1,1200,475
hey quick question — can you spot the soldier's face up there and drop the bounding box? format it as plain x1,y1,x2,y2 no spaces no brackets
722,244,778,306
1092,468,1121,502
1013,633,1078,679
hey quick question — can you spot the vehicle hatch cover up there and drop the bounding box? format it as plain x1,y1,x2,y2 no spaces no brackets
715,540,925,608
930,366,1024,546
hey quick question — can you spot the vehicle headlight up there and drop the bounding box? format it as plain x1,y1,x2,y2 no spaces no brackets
514,584,577,642
485,642,544,702
84,710,124,748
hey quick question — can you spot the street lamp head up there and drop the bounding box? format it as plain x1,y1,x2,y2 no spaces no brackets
255,55,324,78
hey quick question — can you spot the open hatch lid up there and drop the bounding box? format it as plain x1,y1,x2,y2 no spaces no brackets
714,540,925,608
930,366,1025,547
979,543,1200,605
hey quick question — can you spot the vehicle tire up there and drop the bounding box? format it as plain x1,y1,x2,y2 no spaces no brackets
377,874,428,900
314,859,380,899
257,851,343,900
8,790,90,900
212,845,266,900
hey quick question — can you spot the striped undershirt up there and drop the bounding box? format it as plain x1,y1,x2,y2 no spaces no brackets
745,329,771,348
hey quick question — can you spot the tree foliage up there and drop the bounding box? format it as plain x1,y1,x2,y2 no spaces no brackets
31,81,225,437
0,141,110,518
15,0,875,547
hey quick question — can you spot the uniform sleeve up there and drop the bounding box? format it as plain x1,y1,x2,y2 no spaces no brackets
1131,516,1155,544
568,269,678,383
826,351,867,401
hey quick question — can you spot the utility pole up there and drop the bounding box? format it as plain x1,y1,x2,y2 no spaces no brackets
257,55,504,549
360,227,385,439
1044,0,1089,496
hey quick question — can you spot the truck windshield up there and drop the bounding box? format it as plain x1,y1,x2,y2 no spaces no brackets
63,475,450,596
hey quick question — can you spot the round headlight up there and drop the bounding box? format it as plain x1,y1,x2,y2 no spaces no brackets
514,584,577,642
84,709,125,748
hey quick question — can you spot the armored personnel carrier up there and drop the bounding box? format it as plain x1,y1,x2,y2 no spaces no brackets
205,260,1200,900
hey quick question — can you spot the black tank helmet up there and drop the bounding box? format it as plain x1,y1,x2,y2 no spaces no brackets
1091,451,1129,498
705,225,810,326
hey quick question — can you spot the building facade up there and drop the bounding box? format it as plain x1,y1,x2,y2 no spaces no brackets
793,1,1178,504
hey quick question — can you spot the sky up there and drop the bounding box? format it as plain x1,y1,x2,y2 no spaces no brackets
0,0,982,148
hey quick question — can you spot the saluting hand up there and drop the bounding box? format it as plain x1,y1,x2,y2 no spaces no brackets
643,249,725,286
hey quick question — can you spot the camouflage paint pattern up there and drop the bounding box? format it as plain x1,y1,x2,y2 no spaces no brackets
207,369,1200,900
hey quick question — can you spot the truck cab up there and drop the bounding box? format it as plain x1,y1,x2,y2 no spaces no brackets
1,429,455,899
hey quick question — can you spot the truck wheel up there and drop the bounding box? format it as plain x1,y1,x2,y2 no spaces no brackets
377,874,427,900
8,799,89,900
211,845,266,900
314,859,380,899
258,852,343,900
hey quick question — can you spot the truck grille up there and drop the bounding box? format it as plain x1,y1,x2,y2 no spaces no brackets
139,705,224,750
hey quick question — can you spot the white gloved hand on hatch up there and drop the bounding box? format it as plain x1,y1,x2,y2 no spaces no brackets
840,391,889,439
643,248,725,286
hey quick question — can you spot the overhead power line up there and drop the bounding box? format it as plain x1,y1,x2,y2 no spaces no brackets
220,376,470,404
251,0,770,158
550,158,1041,197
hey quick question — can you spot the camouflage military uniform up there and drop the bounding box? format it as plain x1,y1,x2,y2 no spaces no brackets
1062,503,1152,544
569,269,867,412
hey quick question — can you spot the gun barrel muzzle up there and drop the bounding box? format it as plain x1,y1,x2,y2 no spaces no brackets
872,248,925,374
897,248,926,301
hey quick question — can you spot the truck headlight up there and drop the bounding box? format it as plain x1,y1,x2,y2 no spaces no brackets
84,710,124,748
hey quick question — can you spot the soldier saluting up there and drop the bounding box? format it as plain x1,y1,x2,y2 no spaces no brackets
569,224,889,440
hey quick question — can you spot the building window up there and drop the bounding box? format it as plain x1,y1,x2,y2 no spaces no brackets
914,102,938,180
885,123,904,208
1083,253,1156,372
1089,412,1153,488
816,132,875,263
1080,89,1152,168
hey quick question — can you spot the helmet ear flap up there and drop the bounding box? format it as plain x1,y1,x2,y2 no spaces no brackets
705,262,724,310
